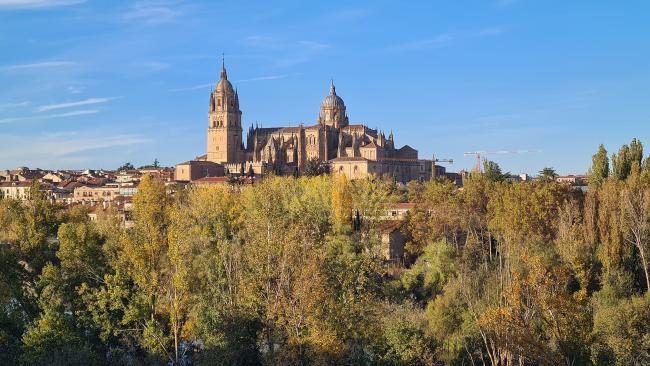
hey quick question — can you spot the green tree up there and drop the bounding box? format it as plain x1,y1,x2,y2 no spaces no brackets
538,166,558,181
118,162,135,171
592,295,650,365
588,144,609,185
612,139,643,181
304,158,329,176
482,159,506,182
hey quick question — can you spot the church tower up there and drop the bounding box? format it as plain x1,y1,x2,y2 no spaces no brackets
207,58,243,164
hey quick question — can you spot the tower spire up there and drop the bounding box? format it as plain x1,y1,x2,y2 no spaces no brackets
220,53,227,80
330,78,336,95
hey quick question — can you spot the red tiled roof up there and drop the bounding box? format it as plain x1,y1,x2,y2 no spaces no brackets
0,181,33,187
378,220,404,233
387,202,416,210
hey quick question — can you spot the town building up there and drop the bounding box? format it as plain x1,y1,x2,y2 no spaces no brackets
555,175,586,185
0,181,33,200
73,184,121,204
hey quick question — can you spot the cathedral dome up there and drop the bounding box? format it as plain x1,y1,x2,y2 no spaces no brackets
216,78,234,94
320,81,345,109
215,59,235,94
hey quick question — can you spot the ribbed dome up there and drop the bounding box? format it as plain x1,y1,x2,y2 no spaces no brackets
216,78,234,94
215,58,235,94
320,81,345,109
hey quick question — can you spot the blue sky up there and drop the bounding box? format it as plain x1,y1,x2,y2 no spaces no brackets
1,0,649,174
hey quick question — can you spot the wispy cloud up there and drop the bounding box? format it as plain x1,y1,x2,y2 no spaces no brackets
169,74,290,92
395,33,454,50
48,109,99,118
0,101,30,110
235,74,288,83
168,83,211,92
0,132,151,168
131,61,170,72
243,35,332,67
0,61,76,71
0,109,100,124
36,97,112,112
393,27,507,51
67,85,84,94
474,27,507,37
122,0,187,25
0,116,31,124
0,0,85,9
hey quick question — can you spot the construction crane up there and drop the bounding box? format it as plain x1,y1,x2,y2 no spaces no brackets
432,154,453,178
463,150,540,173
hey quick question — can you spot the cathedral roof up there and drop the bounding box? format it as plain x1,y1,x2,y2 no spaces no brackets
320,80,345,109
361,141,379,149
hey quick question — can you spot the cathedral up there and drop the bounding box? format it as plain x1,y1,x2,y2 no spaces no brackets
175,60,435,183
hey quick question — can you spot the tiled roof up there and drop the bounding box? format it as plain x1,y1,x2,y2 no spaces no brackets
387,202,416,210
192,176,230,184
378,220,404,233
0,181,33,187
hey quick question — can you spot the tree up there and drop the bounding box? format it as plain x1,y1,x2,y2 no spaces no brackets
304,158,329,176
612,139,643,181
620,164,650,292
588,144,609,185
248,164,255,177
643,156,650,173
117,162,134,171
331,174,353,234
120,173,175,362
538,166,558,181
592,295,650,365
482,159,506,182
153,158,160,168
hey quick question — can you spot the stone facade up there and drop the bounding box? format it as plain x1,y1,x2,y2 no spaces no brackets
175,159,225,182
178,60,434,184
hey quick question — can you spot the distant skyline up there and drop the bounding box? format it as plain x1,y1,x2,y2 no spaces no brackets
1,0,649,174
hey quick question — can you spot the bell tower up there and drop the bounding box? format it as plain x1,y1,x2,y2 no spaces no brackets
207,58,243,164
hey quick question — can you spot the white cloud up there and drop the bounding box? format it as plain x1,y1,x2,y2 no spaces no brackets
49,109,99,118
0,0,85,9
0,61,76,71
394,27,506,51
0,132,151,169
243,35,333,67
0,109,100,124
122,0,185,25
132,61,170,72
36,97,112,112
0,101,30,110
168,83,212,92
0,116,31,124
67,85,84,94
475,27,507,37
235,75,287,83
395,33,454,50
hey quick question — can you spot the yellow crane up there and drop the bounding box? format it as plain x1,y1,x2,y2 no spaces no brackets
432,154,453,178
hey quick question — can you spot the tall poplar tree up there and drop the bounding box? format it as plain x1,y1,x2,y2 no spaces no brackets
588,144,609,185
